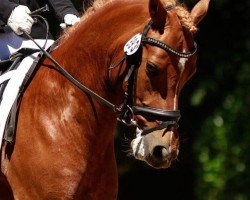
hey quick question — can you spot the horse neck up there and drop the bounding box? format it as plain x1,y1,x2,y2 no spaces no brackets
50,44,117,142
46,2,149,144
55,1,149,106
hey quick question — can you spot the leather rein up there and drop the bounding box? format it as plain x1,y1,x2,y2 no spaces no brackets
25,5,197,136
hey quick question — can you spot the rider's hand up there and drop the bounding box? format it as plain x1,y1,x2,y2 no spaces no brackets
64,14,80,26
7,5,34,35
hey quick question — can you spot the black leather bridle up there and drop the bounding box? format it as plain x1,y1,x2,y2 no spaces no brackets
24,5,197,136
112,5,197,135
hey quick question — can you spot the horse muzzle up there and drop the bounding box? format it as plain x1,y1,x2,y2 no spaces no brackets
131,128,179,169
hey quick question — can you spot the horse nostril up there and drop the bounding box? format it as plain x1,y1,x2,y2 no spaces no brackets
152,146,168,159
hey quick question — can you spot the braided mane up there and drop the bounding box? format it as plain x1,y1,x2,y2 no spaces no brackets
60,0,196,42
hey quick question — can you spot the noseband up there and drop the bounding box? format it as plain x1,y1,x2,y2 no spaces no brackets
114,5,197,135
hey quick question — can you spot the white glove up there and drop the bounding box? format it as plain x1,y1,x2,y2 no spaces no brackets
7,5,34,35
64,14,80,26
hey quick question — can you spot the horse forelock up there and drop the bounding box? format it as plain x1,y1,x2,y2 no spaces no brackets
174,5,197,33
161,0,197,33
59,0,196,44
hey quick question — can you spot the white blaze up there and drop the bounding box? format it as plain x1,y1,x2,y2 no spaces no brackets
174,51,188,110
131,128,146,160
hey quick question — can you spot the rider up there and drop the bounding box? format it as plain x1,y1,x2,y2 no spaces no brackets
0,0,80,142
0,0,80,61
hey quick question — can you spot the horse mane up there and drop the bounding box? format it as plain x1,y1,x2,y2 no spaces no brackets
151,0,197,33
59,0,197,43
59,0,113,43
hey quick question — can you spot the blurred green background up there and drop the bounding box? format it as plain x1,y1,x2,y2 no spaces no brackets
115,0,250,199
44,0,250,199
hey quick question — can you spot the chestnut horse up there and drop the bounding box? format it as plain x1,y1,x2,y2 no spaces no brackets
0,0,210,199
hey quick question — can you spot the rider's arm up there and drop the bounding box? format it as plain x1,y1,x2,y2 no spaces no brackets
0,0,18,23
0,1,34,35
47,0,79,22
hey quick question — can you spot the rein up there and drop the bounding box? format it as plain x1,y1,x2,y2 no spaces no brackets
25,5,197,136
24,33,120,112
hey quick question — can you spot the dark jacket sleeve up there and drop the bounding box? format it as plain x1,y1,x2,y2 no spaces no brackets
0,0,18,23
47,0,79,22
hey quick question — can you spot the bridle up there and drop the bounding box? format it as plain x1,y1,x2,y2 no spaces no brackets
24,5,197,136
110,5,197,135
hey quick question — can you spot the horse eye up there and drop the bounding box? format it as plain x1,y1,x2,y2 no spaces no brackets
146,62,159,76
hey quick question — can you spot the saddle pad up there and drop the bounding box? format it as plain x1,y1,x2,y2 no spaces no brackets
0,39,54,146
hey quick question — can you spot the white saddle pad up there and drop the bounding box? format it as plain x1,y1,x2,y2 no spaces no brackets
0,35,54,146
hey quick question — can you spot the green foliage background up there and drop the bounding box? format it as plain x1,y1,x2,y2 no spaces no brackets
189,0,250,199
50,0,250,199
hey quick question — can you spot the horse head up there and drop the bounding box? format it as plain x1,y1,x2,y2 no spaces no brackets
108,0,210,168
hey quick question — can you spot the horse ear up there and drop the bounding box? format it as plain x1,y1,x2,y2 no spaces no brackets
191,0,211,25
149,0,167,31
